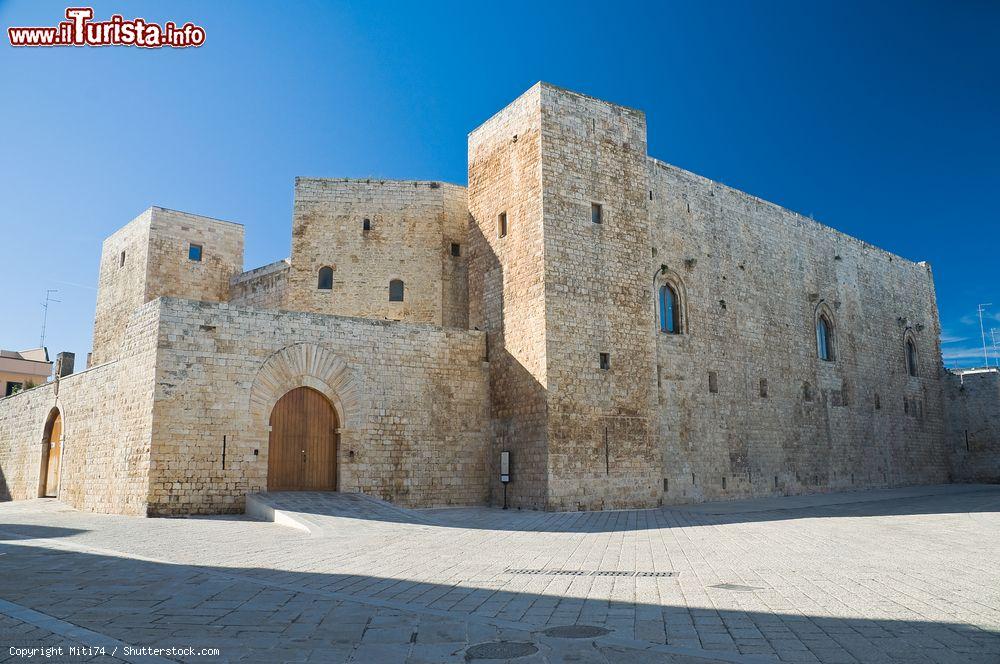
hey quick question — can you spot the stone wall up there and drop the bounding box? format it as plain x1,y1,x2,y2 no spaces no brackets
468,84,550,509
147,297,489,515
229,259,289,309
285,178,469,327
145,207,244,304
441,185,471,329
649,160,950,502
945,369,1000,482
0,300,160,514
91,209,152,365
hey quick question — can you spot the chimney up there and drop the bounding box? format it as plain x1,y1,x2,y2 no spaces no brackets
55,352,75,378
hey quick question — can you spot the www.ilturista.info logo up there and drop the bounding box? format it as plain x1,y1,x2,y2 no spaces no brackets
8,7,206,48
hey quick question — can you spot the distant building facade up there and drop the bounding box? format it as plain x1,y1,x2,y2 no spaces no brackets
0,83,995,515
0,349,51,397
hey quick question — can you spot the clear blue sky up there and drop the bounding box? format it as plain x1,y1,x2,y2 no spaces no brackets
1,0,997,368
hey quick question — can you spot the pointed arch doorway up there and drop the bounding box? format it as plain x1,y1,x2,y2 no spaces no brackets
267,386,339,491
41,409,62,497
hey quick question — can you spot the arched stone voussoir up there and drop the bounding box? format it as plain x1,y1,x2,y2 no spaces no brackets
248,343,363,430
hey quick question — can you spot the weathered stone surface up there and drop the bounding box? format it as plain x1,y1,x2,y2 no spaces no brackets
286,178,469,328
945,368,1000,482
148,298,489,515
650,158,950,502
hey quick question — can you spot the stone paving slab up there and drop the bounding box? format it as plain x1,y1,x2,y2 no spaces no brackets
0,485,998,663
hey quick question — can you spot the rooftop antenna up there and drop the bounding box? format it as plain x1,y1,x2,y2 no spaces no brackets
39,289,60,349
992,327,1000,368
978,303,992,368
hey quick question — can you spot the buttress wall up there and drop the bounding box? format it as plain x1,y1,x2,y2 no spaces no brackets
468,84,550,509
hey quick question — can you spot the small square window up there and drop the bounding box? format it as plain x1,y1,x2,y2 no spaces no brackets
497,212,508,238
450,243,461,257
119,250,126,268
188,243,203,262
599,352,610,370
363,218,371,232
591,202,603,224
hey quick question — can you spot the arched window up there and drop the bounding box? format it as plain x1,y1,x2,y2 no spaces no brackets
659,284,680,334
816,314,834,361
906,337,918,377
317,266,333,290
389,279,404,302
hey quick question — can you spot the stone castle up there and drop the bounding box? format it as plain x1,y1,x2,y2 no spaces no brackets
1,83,996,516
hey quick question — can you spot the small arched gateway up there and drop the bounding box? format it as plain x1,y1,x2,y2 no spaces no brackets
267,386,339,491
40,408,62,497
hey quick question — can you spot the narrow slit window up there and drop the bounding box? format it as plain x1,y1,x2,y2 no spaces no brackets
188,243,203,262
497,212,508,238
363,218,371,232
591,202,603,224
708,371,718,394
389,279,404,302
119,250,126,268
599,353,610,370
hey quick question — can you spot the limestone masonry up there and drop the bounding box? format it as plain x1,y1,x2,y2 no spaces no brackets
1,83,996,515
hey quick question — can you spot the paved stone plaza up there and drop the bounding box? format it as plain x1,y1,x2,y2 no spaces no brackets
1,485,998,663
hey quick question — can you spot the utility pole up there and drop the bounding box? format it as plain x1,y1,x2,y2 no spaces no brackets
978,303,992,368
39,289,60,348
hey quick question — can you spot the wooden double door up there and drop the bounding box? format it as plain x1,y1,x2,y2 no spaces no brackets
267,387,339,491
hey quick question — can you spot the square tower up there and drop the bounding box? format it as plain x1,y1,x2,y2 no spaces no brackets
91,207,243,365
469,83,661,510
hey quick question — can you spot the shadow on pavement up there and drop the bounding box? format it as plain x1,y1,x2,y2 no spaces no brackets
248,484,1000,534
0,535,997,664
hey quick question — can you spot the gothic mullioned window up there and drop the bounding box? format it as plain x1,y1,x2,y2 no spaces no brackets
389,279,404,302
317,266,333,290
816,314,834,361
659,284,680,334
